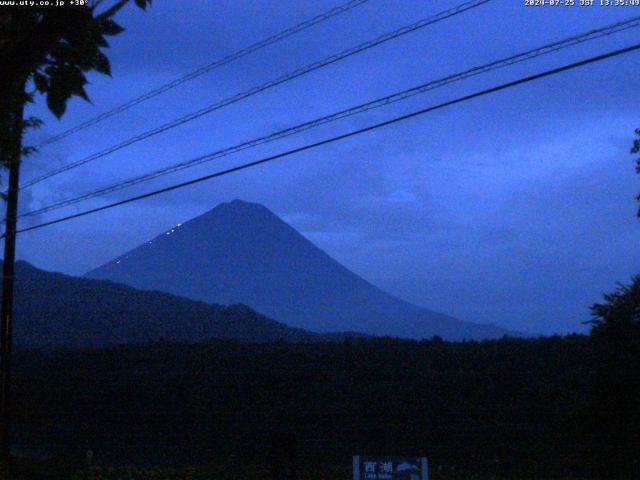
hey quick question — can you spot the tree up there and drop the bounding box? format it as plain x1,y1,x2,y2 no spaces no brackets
589,276,640,334
581,130,640,478
0,0,151,469
632,128,640,215
587,277,640,479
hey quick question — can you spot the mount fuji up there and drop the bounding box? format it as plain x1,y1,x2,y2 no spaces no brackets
86,200,514,340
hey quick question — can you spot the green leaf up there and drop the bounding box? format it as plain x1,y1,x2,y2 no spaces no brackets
60,67,91,102
135,0,151,9
73,84,90,103
46,90,68,118
21,146,38,157
33,72,49,93
99,18,125,36
95,34,110,48
23,91,35,104
93,50,111,76
23,117,43,130
49,41,73,63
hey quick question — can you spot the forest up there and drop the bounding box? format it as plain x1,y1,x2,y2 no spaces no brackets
10,318,639,479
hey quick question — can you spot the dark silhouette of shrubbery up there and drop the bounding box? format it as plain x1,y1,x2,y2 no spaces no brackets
586,277,640,479
13,335,595,478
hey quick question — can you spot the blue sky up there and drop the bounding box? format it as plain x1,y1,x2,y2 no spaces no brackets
16,0,640,334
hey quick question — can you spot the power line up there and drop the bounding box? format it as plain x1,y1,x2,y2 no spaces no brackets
21,0,493,189
36,0,372,148
16,42,640,235
19,15,640,219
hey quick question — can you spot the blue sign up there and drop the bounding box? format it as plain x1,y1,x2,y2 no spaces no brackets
353,456,428,480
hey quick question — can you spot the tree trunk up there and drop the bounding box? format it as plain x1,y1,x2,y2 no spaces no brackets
0,74,26,470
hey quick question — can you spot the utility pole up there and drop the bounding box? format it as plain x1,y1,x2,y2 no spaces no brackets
0,107,22,469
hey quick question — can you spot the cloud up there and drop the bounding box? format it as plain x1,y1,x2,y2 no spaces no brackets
14,0,640,334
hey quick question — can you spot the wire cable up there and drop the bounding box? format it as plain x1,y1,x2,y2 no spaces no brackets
21,0,493,189
19,15,640,218
16,42,640,234
36,0,372,148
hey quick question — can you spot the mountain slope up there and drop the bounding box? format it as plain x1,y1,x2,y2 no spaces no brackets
4,261,343,348
87,200,514,340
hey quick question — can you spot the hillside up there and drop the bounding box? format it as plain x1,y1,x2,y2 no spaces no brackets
4,261,347,348
87,199,515,340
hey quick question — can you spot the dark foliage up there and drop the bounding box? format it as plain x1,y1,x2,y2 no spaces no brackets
0,0,151,118
633,128,640,216
1,0,151,182
7,276,640,478
586,277,640,479
13,335,597,478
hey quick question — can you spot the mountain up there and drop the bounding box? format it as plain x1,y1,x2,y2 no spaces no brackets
87,200,514,340
4,261,352,348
